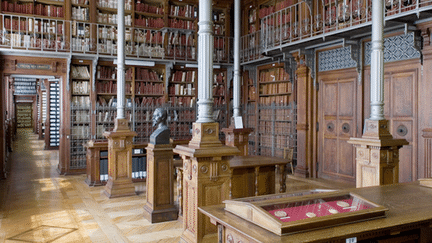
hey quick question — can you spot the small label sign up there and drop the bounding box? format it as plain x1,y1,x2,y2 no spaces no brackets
346,237,357,243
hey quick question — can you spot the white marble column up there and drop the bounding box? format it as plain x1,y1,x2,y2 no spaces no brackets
369,0,384,120
116,0,125,119
196,0,214,123
233,0,241,117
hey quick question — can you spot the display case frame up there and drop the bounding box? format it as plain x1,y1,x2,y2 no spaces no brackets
223,190,388,236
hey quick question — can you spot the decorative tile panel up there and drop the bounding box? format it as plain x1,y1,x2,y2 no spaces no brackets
365,33,421,65
318,46,357,72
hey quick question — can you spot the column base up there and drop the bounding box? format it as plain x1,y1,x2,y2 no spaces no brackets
103,177,136,198
143,204,178,223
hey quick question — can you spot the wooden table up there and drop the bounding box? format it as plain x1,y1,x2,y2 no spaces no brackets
200,182,432,243
229,155,289,198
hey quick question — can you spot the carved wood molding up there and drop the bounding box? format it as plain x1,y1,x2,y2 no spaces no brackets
296,123,309,131
422,128,432,178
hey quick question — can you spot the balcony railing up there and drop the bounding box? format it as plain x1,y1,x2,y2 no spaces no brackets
0,13,233,64
242,0,432,63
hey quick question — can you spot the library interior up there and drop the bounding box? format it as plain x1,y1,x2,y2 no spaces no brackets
2,0,432,242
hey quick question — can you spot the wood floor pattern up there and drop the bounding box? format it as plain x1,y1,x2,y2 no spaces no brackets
0,129,353,243
0,129,182,243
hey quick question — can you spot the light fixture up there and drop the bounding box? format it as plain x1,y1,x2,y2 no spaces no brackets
113,59,155,67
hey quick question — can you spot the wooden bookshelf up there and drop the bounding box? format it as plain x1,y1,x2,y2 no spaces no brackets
258,63,291,105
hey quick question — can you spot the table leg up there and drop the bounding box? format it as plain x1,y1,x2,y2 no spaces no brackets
279,164,286,193
255,167,260,196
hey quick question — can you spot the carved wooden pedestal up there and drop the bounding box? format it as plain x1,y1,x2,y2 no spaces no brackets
348,119,408,188
103,119,137,198
174,122,240,243
84,140,105,186
221,127,254,156
143,143,178,223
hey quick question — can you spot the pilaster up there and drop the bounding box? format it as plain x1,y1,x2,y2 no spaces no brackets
103,119,137,198
174,122,240,243
293,53,313,178
143,143,178,223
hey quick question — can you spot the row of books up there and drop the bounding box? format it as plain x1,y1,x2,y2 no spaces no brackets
259,5,275,19
214,24,225,36
166,46,196,59
71,0,89,5
213,85,225,96
135,82,164,95
5,34,64,49
213,11,226,22
168,32,194,46
96,81,127,94
260,108,292,121
214,97,226,106
97,66,133,80
168,19,195,30
176,109,196,121
72,81,90,95
71,125,90,139
96,110,132,122
98,26,117,40
3,18,64,34
2,2,34,14
213,72,226,84
72,37,91,51
97,12,132,25
170,4,196,19
260,82,292,95
168,96,195,107
274,123,293,134
72,6,89,21
72,96,91,107
135,2,163,14
135,29,163,44
131,157,147,179
214,38,226,50
136,68,162,81
135,16,164,28
259,95,289,105
97,0,132,10
275,0,295,11
171,70,196,83
248,86,256,101
135,96,165,106
259,67,289,82
169,84,195,96
71,65,90,79
72,110,91,122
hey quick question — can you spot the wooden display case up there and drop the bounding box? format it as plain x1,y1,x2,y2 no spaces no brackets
223,190,388,236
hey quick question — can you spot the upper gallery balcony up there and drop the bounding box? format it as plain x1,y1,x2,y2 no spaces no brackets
242,0,432,64
0,14,233,64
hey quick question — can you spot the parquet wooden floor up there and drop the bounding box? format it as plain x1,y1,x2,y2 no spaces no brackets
0,129,182,243
0,129,353,243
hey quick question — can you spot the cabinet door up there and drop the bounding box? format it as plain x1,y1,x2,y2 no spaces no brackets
318,74,358,182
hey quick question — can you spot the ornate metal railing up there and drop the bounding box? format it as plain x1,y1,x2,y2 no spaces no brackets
0,13,233,64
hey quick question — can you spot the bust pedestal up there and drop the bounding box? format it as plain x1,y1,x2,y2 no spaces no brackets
348,119,408,188
103,119,137,198
143,143,178,223
174,122,240,243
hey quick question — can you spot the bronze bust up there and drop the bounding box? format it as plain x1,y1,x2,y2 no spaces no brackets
149,108,170,144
